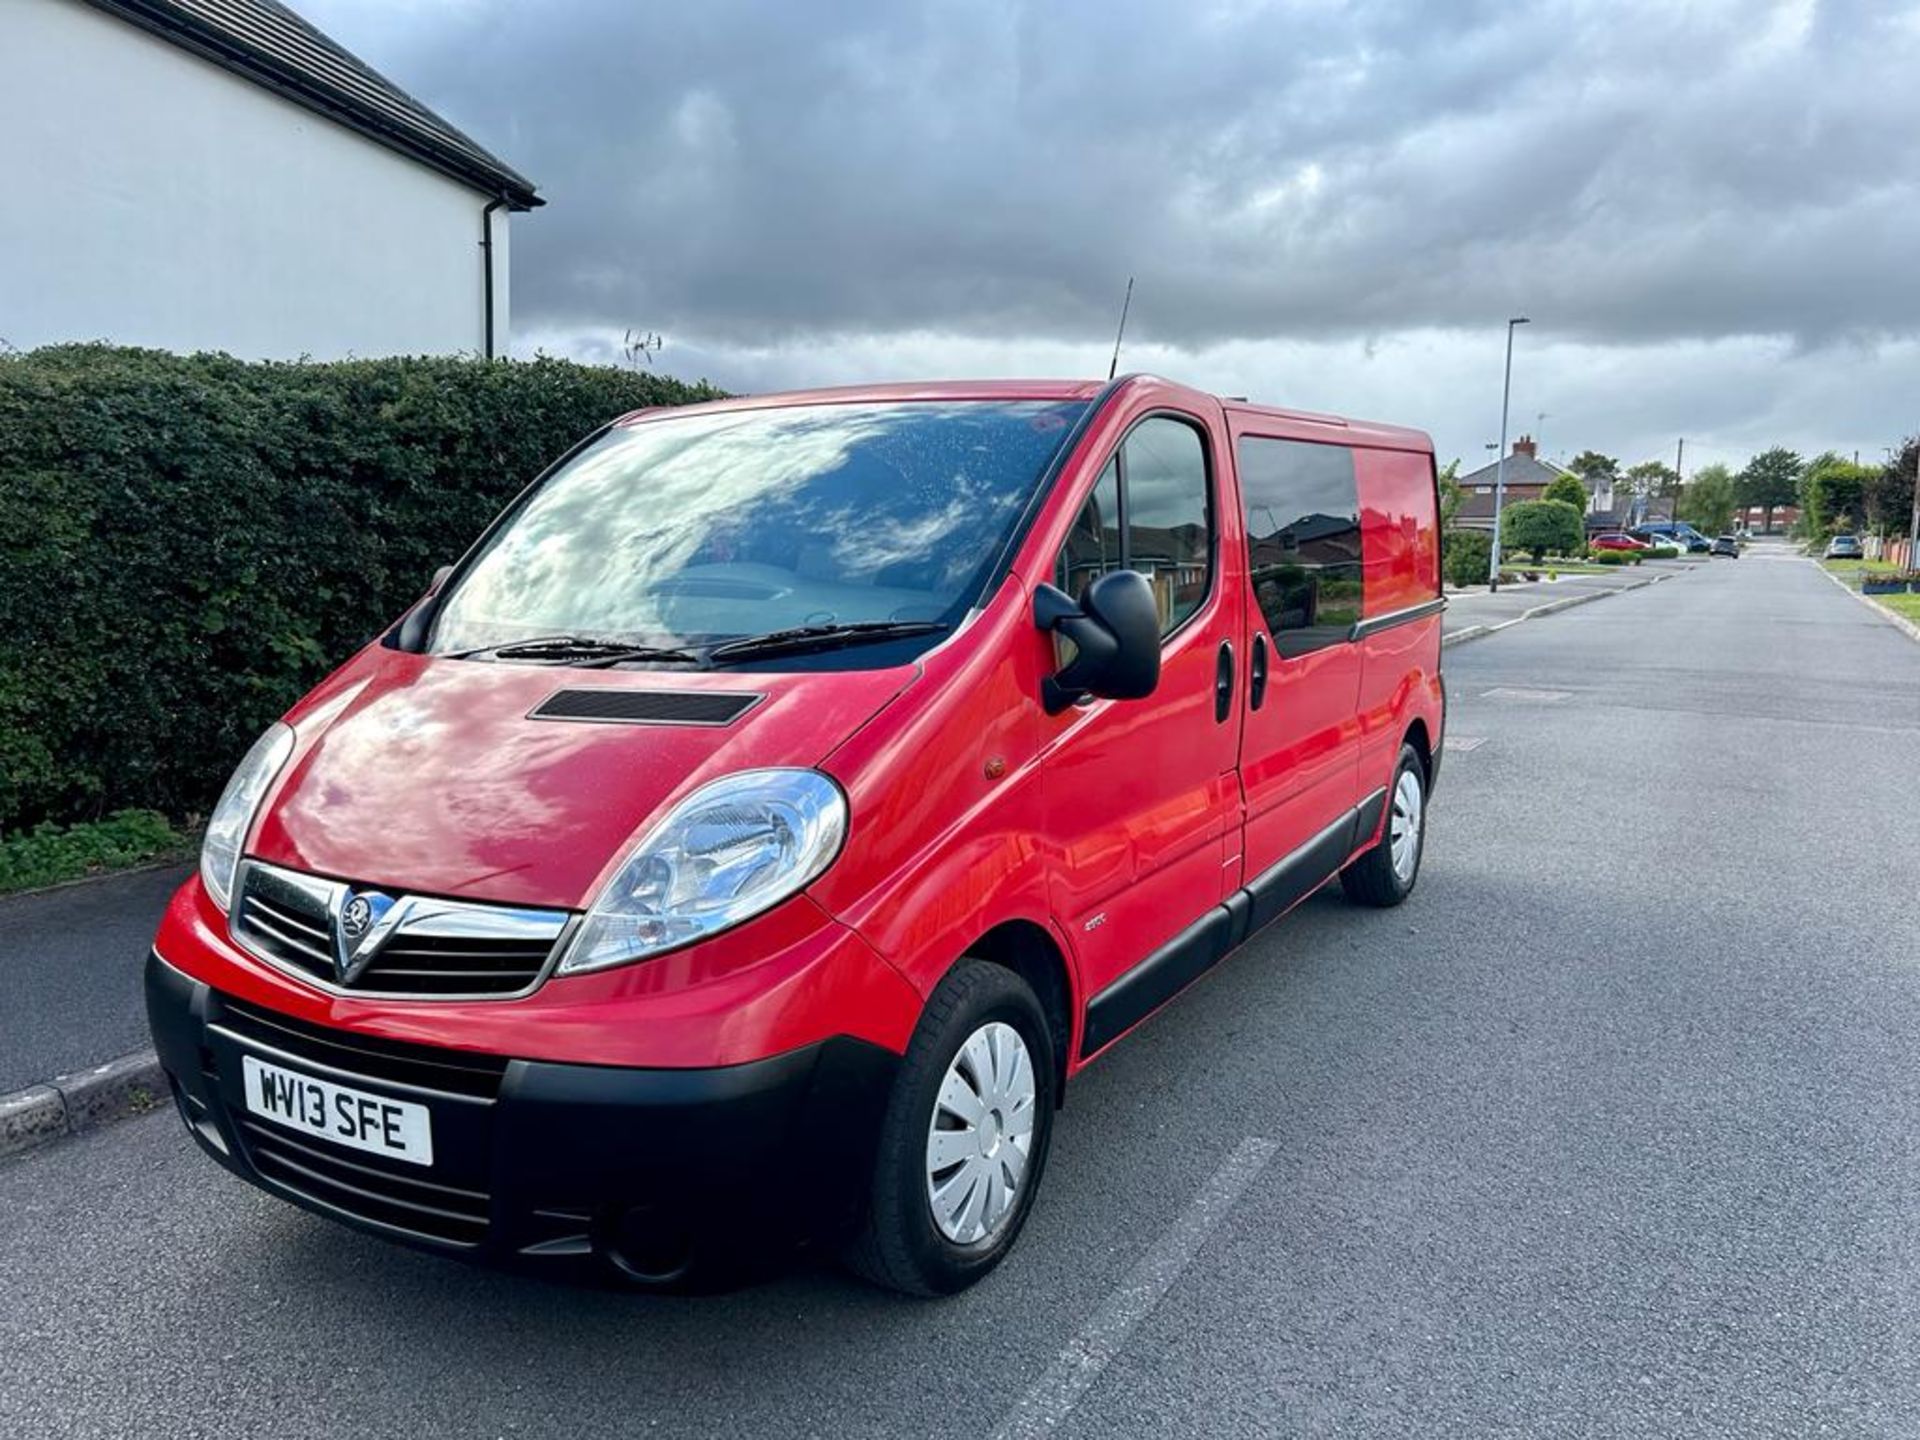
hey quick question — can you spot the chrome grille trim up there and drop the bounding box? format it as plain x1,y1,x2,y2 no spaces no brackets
230,859,573,1001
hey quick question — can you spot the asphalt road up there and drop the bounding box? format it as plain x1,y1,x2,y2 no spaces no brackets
0,863,190,1091
5,550,1920,1438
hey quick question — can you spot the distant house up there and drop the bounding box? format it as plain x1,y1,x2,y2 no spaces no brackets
1452,436,1570,531
0,0,541,360
1734,504,1801,535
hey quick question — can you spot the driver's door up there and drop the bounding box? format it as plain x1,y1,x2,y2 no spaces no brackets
1034,400,1244,1055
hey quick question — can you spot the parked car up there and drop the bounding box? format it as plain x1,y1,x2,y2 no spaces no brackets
1631,523,1710,553
1590,533,1650,552
1710,535,1740,557
146,376,1446,1295
1825,534,1865,559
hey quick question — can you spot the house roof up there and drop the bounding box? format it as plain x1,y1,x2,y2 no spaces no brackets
1455,453,1570,491
88,0,541,208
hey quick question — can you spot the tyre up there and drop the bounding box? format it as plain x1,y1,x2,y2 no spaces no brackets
844,959,1055,1295
1340,742,1428,908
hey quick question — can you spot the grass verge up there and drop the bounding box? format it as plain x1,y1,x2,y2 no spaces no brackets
1822,558,1903,577
1867,591,1920,625
0,810,191,895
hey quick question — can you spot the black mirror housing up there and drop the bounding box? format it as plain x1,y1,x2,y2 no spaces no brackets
1033,570,1162,714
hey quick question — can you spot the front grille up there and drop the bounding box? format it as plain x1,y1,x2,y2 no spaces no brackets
217,996,509,1099
237,881,334,983
240,1119,490,1247
230,860,570,998
352,935,555,995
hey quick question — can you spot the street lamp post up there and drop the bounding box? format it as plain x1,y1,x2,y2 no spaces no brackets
1488,317,1531,591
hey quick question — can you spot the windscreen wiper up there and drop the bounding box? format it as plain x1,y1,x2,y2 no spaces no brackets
705,620,947,664
450,635,702,666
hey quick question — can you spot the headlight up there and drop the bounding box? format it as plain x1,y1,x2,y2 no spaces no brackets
558,769,847,975
200,723,294,912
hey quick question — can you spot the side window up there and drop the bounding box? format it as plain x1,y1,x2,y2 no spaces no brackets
1238,437,1361,657
1123,418,1212,634
1051,417,1214,640
1054,458,1121,598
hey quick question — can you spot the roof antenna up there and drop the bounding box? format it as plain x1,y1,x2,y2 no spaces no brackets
1106,275,1134,381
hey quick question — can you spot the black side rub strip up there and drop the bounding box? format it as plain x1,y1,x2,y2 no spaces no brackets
1082,797,1379,1058
1349,595,1446,642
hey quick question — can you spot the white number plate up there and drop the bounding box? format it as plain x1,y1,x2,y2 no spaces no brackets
242,1054,434,1167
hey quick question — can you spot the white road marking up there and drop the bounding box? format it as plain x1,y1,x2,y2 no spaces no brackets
1480,686,1572,703
991,1137,1279,1440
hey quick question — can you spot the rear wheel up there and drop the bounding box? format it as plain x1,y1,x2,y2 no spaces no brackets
844,959,1055,1295
1340,742,1427,908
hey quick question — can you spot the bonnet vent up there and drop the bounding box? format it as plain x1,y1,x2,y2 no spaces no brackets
530,689,764,726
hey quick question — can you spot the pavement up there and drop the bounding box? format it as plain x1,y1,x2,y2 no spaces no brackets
0,863,189,1093
1442,556,1698,641
7,550,1920,1437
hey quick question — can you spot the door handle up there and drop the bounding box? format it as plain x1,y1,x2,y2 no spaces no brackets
1250,634,1269,711
1214,641,1234,723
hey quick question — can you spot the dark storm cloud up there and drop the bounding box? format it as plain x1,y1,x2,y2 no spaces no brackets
311,0,1920,352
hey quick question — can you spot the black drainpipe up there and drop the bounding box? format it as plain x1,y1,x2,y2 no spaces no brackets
481,197,510,359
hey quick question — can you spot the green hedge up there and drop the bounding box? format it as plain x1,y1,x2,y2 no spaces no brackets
0,345,721,833
1441,528,1492,588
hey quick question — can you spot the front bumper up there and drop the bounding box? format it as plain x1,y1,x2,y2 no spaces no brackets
147,952,897,1282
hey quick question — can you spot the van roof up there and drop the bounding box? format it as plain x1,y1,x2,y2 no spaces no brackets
613,375,1432,452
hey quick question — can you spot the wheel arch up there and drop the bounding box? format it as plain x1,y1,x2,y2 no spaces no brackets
1403,716,1434,785
958,919,1075,1108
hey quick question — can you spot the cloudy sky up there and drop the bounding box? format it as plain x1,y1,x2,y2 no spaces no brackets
306,0,1920,474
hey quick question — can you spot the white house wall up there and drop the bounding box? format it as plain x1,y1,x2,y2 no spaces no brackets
0,0,505,359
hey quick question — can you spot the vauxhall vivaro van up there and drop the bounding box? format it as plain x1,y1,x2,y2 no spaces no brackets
147,374,1445,1294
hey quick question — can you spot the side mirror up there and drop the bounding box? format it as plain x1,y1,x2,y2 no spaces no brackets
429,564,455,594
1033,570,1161,715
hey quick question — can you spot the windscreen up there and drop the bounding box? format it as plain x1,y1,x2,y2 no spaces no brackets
429,399,1087,655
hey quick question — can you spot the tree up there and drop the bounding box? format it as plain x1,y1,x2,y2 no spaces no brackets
1542,473,1589,511
1624,460,1680,497
1437,458,1463,529
1677,462,1737,536
1500,499,1585,562
1565,451,1620,488
1799,452,1872,537
1736,447,1802,533
1866,438,1918,538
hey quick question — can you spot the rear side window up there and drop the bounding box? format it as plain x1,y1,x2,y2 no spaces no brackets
1052,415,1214,637
1238,437,1361,657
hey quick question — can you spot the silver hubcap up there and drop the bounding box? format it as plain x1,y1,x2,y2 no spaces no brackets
926,1021,1036,1245
1389,768,1424,883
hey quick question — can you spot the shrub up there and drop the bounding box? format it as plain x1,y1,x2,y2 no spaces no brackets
0,345,723,833
0,809,185,893
1593,550,1629,566
1499,499,1586,562
1646,545,1682,560
1442,528,1492,588
1542,473,1589,511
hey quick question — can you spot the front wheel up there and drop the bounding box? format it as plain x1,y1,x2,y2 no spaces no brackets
844,959,1055,1295
1340,742,1428,907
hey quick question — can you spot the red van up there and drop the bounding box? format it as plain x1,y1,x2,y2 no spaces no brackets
147,375,1444,1294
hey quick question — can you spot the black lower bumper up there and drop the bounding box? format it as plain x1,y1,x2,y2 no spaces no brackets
145,953,898,1284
